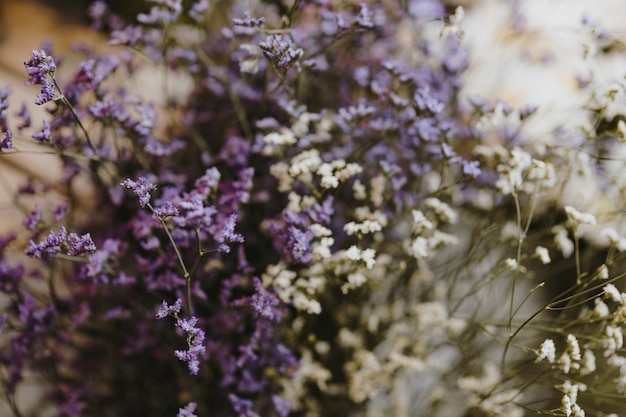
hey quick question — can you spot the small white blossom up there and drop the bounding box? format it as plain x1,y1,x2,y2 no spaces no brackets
411,209,434,233
598,264,609,279
604,325,624,356
263,128,296,146
424,198,458,224
594,298,610,317
344,220,383,235
552,225,574,258
567,334,581,361
565,205,597,227
534,246,551,264
604,284,622,303
504,258,518,270
536,339,556,363
411,237,429,259
580,349,596,375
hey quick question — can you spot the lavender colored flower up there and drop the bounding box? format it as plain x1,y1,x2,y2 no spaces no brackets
138,0,182,25
22,204,41,230
53,200,68,222
259,35,303,70
24,50,56,86
177,402,198,417
153,201,180,219
174,316,206,375
66,232,96,256
0,86,10,131
32,120,51,143
121,176,157,207
0,130,12,150
25,226,67,258
232,12,265,28
155,299,183,319
189,0,210,22
249,277,282,321
15,102,31,130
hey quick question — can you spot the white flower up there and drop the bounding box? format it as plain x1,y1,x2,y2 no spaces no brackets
604,325,624,356
604,284,622,303
535,246,551,264
504,258,518,270
580,350,596,376
536,339,556,363
594,298,610,317
567,334,581,361
424,198,458,224
564,205,597,226
411,209,434,233
597,264,609,279
411,237,429,259
263,128,296,146
552,225,574,258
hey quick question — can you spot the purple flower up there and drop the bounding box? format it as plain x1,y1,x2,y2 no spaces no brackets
32,120,51,143
53,201,68,222
220,213,244,243
24,50,58,105
1,130,12,150
229,394,260,417
66,233,96,256
177,402,198,417
0,86,10,131
462,159,481,177
189,0,210,22
25,226,67,258
249,277,282,321
174,316,206,375
259,35,303,70
15,103,31,130
153,201,180,219
155,299,183,319
232,12,265,28
121,176,157,207
355,4,375,29
24,50,56,86
22,204,41,230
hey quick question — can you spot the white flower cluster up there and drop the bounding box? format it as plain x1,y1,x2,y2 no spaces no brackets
262,263,324,314
408,198,459,260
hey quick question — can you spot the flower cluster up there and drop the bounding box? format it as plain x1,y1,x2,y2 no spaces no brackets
4,1,626,417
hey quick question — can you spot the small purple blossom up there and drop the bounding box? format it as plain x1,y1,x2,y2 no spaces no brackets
155,299,183,319
1,130,12,150
32,120,51,143
121,176,157,207
259,35,303,70
189,0,210,22
22,204,41,230
177,402,198,417
15,103,31,130
250,278,281,321
53,201,68,222
221,214,244,244
153,201,180,219
462,160,481,177
66,233,96,256
24,50,58,105
25,226,67,258
174,316,206,375
0,86,10,131
24,50,57,86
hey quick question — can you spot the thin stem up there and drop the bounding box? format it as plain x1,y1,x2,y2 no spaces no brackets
147,204,192,315
50,75,98,155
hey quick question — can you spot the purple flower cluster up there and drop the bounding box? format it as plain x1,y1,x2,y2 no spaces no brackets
24,49,58,105
0,1,498,416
